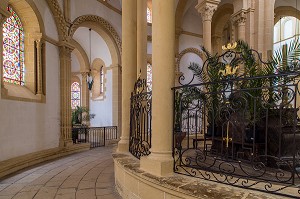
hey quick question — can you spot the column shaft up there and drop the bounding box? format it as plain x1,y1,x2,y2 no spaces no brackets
140,0,175,177
137,0,148,79
59,43,74,147
118,0,137,152
264,0,275,56
81,72,89,109
35,36,43,95
203,20,212,52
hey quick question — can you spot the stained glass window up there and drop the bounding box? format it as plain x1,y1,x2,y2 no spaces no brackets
147,63,152,91
3,6,25,85
147,7,152,23
100,66,104,94
71,82,81,109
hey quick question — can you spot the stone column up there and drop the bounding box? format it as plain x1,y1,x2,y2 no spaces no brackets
111,64,122,138
81,72,89,109
118,0,137,152
232,10,247,41
137,0,147,80
140,0,175,177
59,42,74,147
264,0,275,57
196,1,219,52
212,34,222,54
33,33,44,95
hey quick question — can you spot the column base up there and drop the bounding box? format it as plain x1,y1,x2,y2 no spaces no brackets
140,152,173,177
117,138,129,153
59,138,73,147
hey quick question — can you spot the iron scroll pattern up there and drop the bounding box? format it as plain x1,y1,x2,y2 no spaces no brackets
129,77,152,159
172,45,300,197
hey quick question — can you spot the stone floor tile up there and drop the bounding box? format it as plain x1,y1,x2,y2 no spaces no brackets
0,185,10,192
13,190,38,199
0,146,121,199
0,184,26,196
78,180,96,189
96,188,114,196
33,186,58,199
0,195,13,199
76,188,96,199
55,188,76,199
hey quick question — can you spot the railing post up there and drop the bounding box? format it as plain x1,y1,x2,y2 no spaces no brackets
104,127,106,146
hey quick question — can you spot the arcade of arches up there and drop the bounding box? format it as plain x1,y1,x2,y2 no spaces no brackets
0,0,299,198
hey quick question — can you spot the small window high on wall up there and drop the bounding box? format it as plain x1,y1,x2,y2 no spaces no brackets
71,82,81,109
3,6,25,85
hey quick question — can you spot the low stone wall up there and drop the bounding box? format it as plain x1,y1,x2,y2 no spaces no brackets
113,153,283,199
0,143,90,179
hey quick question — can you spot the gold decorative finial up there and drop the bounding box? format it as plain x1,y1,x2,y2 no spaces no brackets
222,42,237,51
219,65,240,77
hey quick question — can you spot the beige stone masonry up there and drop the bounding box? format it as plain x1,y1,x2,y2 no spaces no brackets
114,153,285,199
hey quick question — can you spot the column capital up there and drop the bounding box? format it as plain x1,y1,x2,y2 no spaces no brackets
81,72,89,78
231,10,247,26
195,0,220,22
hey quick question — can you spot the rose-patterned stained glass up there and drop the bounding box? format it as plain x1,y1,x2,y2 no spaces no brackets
147,63,152,91
3,6,25,85
71,82,81,109
147,7,152,23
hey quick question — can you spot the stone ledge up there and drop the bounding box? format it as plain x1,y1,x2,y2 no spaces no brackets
113,153,286,199
0,143,90,179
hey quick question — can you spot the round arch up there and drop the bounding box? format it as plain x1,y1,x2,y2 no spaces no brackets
69,15,121,66
275,6,300,24
70,39,90,72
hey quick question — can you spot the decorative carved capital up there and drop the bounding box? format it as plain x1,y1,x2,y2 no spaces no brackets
59,41,74,57
81,72,89,79
196,2,219,22
232,10,247,26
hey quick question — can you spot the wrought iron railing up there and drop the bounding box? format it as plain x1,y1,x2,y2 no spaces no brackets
72,126,118,148
129,78,152,159
172,42,300,198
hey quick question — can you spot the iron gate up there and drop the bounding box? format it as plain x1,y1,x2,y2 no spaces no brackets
173,41,300,198
129,78,152,159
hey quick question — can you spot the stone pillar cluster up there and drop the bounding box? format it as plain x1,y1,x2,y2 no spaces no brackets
118,0,176,176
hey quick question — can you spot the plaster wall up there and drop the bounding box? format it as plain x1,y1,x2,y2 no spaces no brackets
33,0,59,40
179,35,202,52
70,0,122,37
0,43,60,161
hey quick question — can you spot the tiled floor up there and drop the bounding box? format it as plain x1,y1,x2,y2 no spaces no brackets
0,145,121,199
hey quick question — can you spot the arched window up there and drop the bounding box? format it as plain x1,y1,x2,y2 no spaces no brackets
71,82,81,109
3,6,25,85
147,63,152,91
147,7,152,23
100,66,104,94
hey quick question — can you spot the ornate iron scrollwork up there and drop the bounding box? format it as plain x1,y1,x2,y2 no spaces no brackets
173,41,300,198
129,77,152,159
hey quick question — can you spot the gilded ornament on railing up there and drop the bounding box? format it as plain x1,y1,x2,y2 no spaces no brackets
222,42,237,51
219,64,240,77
